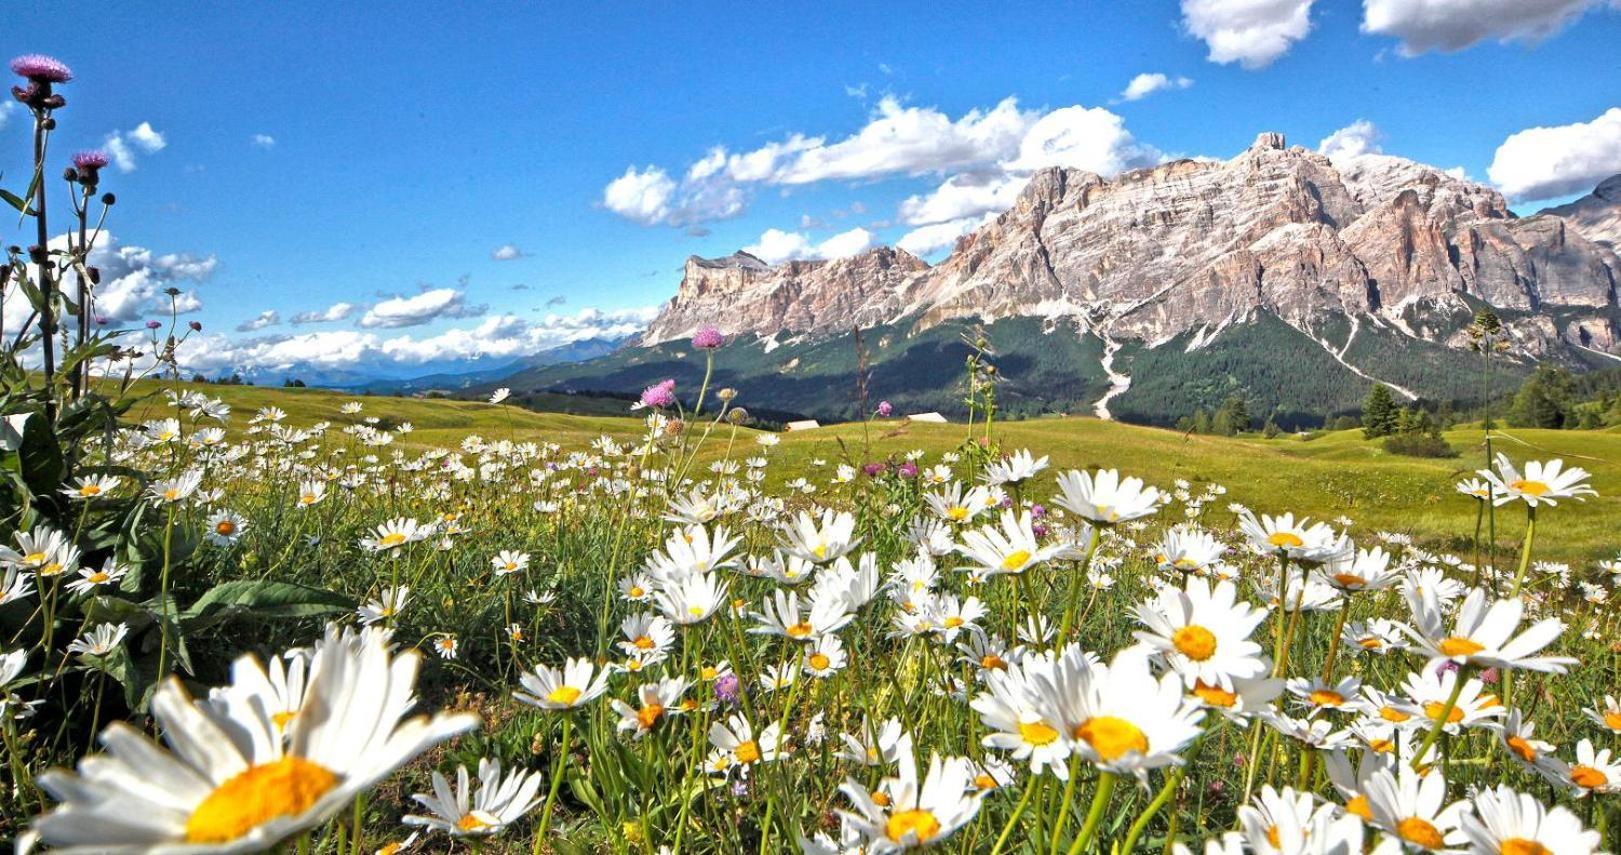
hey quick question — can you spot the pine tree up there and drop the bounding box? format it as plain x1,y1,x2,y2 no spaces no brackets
1362,384,1399,438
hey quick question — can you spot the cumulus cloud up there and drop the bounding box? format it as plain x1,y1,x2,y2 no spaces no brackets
1181,0,1316,69
235,310,280,332
1317,120,1384,161
175,306,658,375
1119,73,1194,102
250,133,276,149
490,243,527,261
899,172,1024,227
358,288,485,329
0,102,17,130
604,96,1039,227
104,122,166,172
1362,0,1615,55
896,215,996,257
743,227,875,265
16,234,216,327
1488,107,1621,201
289,302,355,325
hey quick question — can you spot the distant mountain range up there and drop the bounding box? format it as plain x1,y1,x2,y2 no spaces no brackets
508,133,1621,426
237,336,626,393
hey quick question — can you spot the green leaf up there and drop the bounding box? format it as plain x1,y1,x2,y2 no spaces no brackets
183,580,353,624
17,409,65,495
0,187,35,217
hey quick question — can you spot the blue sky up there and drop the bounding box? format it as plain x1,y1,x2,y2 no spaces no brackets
4,0,1619,376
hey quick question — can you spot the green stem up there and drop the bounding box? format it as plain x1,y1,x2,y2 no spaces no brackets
1065,772,1116,855
535,715,573,848
989,777,1039,855
1057,527,1104,642
1410,667,1468,771
1119,766,1185,855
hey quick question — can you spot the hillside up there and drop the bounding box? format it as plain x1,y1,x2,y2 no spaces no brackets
120,380,1620,564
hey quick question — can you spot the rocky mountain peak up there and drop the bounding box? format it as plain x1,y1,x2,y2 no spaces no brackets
1543,174,1621,248
1251,131,1287,151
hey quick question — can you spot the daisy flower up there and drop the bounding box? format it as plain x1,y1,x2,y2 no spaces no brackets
490,550,530,576
514,657,613,711
1363,763,1468,851
780,509,860,564
802,635,848,678
610,678,689,738
1458,784,1602,855
1038,647,1205,781
1402,586,1574,674
1391,667,1503,734
618,613,675,657
981,449,1048,487
838,717,912,767
1581,694,1621,735
205,510,248,546
652,570,728,625
1134,576,1270,691
403,757,543,837
707,714,785,773
1237,512,1348,565
64,559,129,595
61,475,120,500
955,509,1063,578
30,624,477,852
1316,545,1399,593
1564,739,1621,797
361,518,430,552
1052,468,1163,525
1479,453,1596,507
432,636,459,660
836,749,982,852
357,586,410,626
66,623,128,658
1152,525,1227,576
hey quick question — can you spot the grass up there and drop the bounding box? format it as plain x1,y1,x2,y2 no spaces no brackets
136,380,1621,566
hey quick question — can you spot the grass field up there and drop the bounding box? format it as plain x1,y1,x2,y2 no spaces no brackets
128,379,1621,567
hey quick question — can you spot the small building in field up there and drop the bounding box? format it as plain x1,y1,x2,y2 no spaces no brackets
904,412,948,424
784,419,821,431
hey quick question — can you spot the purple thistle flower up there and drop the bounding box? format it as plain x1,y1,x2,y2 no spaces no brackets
72,151,108,171
1479,667,1500,685
639,378,677,409
144,320,162,330
188,321,202,331
690,326,724,350
10,54,73,84
862,462,886,478
876,400,893,417
1032,523,1049,539
897,461,918,479
714,672,741,704
1029,503,1047,518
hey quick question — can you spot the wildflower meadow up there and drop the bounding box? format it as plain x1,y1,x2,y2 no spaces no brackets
5,53,1621,855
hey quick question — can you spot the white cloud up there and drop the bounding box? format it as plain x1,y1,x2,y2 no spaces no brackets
1181,0,1316,69
1362,0,1615,55
743,226,875,265
1317,119,1384,161
104,122,167,172
250,133,276,149
175,306,658,375
1488,107,1621,201
235,310,280,332
899,172,1025,226
602,165,679,225
1119,73,1194,102
290,302,355,325
59,234,216,324
490,243,527,261
1006,107,1165,174
896,215,994,257
358,288,485,329
0,102,17,130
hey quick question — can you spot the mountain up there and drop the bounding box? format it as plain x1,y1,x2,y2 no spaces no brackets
519,137,1621,425
1542,174,1621,249
245,336,628,393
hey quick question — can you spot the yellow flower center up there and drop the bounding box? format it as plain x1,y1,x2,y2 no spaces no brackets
981,654,1007,671
457,812,495,832
1506,736,1537,762
637,704,664,730
734,740,761,764
1332,573,1366,588
808,653,831,671
163,488,180,501
1368,738,1395,753
633,635,655,650
185,756,339,843
974,773,998,790
216,521,237,536
870,792,891,807
947,506,969,521
300,494,317,505
1018,720,1061,746
23,551,47,565
1267,531,1304,548
785,622,814,639
1510,479,1549,496
1380,706,1412,723
1571,765,1608,789
1192,680,1237,708
1438,637,1484,657
272,711,297,730
700,666,719,680
86,572,110,584
1309,689,1345,707
378,532,408,547
1172,625,1217,661
1423,701,1465,724
812,543,828,560
1499,841,1551,855
1396,816,1444,849
1345,795,1372,821
547,686,582,706
1603,711,1621,731
1359,637,1383,650
885,809,941,843
944,616,965,629
1265,826,1281,848
1000,549,1032,572
628,586,645,598
79,485,102,496
1075,716,1148,761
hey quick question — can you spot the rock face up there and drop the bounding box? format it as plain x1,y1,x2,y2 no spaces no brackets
639,135,1621,368
1542,174,1621,249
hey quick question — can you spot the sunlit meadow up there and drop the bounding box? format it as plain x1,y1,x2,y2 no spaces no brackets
4,53,1621,855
